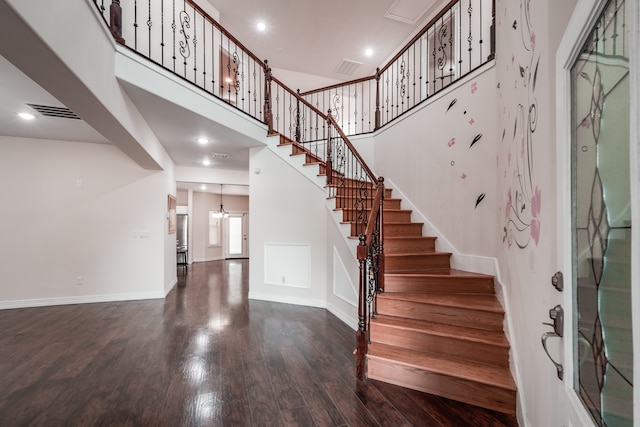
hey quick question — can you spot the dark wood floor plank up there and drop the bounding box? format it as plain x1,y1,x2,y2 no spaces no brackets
0,260,520,426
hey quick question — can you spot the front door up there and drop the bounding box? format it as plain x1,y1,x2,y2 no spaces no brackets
570,0,633,425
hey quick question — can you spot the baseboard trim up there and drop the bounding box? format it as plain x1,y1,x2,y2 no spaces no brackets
165,278,178,296
248,292,326,309
0,292,165,310
326,302,357,331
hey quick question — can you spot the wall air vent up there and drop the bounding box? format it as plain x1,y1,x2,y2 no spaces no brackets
334,59,362,76
26,103,81,120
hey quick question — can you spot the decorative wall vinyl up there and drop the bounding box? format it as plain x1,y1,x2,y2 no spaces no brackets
500,0,541,248
443,81,488,210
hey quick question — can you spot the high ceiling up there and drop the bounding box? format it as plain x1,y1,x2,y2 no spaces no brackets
0,0,445,192
207,0,443,81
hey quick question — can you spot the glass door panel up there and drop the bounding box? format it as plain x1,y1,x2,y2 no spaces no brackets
571,1,632,425
225,213,248,259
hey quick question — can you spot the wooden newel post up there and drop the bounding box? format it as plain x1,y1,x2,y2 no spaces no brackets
109,0,125,44
325,110,333,186
488,0,496,61
374,68,381,131
356,234,368,380
263,60,274,134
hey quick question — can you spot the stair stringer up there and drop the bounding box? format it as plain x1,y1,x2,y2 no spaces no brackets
383,177,523,418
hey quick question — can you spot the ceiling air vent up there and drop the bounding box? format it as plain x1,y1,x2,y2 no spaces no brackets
334,59,362,76
384,0,436,25
26,103,81,120
211,152,230,159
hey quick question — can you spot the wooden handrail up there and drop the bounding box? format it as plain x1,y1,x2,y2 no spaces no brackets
299,75,375,97
362,182,384,247
270,76,328,119
183,0,266,69
327,116,377,184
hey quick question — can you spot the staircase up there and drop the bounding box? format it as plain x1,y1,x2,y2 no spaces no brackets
278,136,517,415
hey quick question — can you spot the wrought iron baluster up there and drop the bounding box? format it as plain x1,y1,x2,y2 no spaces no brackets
192,8,197,83
241,51,246,110
134,0,138,50
147,0,152,58
202,14,206,90
251,61,256,116
178,3,190,78
172,0,176,72
160,0,165,65
211,25,215,90
459,1,463,75
448,8,453,83
479,0,483,60
467,0,473,66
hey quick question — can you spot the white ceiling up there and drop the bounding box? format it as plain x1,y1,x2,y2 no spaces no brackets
0,0,445,193
207,0,442,80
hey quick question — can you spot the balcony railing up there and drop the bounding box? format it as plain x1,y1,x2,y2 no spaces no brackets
302,0,495,134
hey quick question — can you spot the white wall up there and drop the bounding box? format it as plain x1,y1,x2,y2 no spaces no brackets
0,0,180,305
374,66,499,260
0,137,171,307
248,143,328,308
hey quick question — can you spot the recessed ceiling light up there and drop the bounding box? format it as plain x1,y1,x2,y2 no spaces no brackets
200,185,207,190
18,112,35,120
365,48,374,57
257,22,266,32
197,137,209,144
202,159,211,166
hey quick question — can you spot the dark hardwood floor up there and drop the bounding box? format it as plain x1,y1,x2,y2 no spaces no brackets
0,260,518,426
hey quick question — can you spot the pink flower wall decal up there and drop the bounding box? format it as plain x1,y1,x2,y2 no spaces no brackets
505,189,512,220
468,118,475,125
531,186,541,219
448,138,456,147
461,173,467,180
530,186,542,246
531,218,540,245
530,32,536,50
471,82,478,94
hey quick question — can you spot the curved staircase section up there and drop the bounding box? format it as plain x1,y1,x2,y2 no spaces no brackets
277,136,517,415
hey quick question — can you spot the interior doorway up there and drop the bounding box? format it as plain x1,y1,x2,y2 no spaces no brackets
225,212,249,259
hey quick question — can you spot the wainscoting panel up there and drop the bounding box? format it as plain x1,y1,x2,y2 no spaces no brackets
264,243,311,288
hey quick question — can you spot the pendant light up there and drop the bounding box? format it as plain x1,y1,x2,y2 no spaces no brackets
212,184,229,218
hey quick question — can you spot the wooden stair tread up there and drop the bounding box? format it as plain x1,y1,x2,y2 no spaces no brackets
371,315,509,347
378,292,504,313
337,208,411,213
330,195,403,202
384,268,493,279
384,251,451,260
367,343,516,391
385,236,436,241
